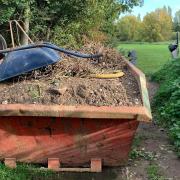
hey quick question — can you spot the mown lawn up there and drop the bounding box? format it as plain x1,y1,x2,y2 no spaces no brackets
117,43,171,75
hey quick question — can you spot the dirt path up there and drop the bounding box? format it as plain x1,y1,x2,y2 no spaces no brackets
127,122,180,180
48,81,180,180
124,81,180,180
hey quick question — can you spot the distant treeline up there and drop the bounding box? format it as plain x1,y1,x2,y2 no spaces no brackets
115,6,180,42
0,1,177,47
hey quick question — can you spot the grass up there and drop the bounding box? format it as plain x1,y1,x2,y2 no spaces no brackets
0,163,54,180
118,43,171,75
146,164,165,180
129,135,155,161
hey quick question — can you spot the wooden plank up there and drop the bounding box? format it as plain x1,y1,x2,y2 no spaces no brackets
124,58,152,121
0,104,150,122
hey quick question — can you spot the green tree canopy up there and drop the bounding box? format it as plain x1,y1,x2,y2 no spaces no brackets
116,15,141,41
141,8,172,42
0,0,143,46
174,10,180,32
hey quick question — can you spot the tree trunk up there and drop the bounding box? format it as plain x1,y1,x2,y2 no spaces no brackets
21,2,30,45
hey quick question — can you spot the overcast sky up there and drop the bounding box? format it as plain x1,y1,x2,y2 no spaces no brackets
123,0,180,18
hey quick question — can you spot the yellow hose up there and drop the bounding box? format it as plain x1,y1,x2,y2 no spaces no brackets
90,70,124,79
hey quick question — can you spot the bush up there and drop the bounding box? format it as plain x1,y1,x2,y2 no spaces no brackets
52,22,83,49
152,59,180,156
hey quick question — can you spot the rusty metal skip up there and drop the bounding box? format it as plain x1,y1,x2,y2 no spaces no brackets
0,21,152,172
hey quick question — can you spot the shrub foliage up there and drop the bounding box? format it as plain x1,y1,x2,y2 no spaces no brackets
152,59,180,156
0,0,142,47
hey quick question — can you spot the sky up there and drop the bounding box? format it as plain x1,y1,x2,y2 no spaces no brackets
123,0,180,18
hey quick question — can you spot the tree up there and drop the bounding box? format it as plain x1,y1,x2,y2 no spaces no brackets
137,13,141,21
0,0,32,44
174,10,180,32
0,0,143,46
168,6,172,17
141,8,172,42
116,15,142,41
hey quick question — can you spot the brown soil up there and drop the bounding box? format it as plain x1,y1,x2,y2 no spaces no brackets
0,44,142,106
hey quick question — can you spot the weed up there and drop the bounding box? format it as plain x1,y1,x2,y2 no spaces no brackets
130,149,155,161
132,134,148,148
28,85,41,100
0,163,54,180
146,164,165,180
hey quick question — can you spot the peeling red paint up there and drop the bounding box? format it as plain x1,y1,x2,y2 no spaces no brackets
0,117,138,166
0,60,151,168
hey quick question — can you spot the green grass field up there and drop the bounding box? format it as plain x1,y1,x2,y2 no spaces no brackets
118,43,171,75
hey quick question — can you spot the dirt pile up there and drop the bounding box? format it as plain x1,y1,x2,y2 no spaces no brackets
0,43,142,106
